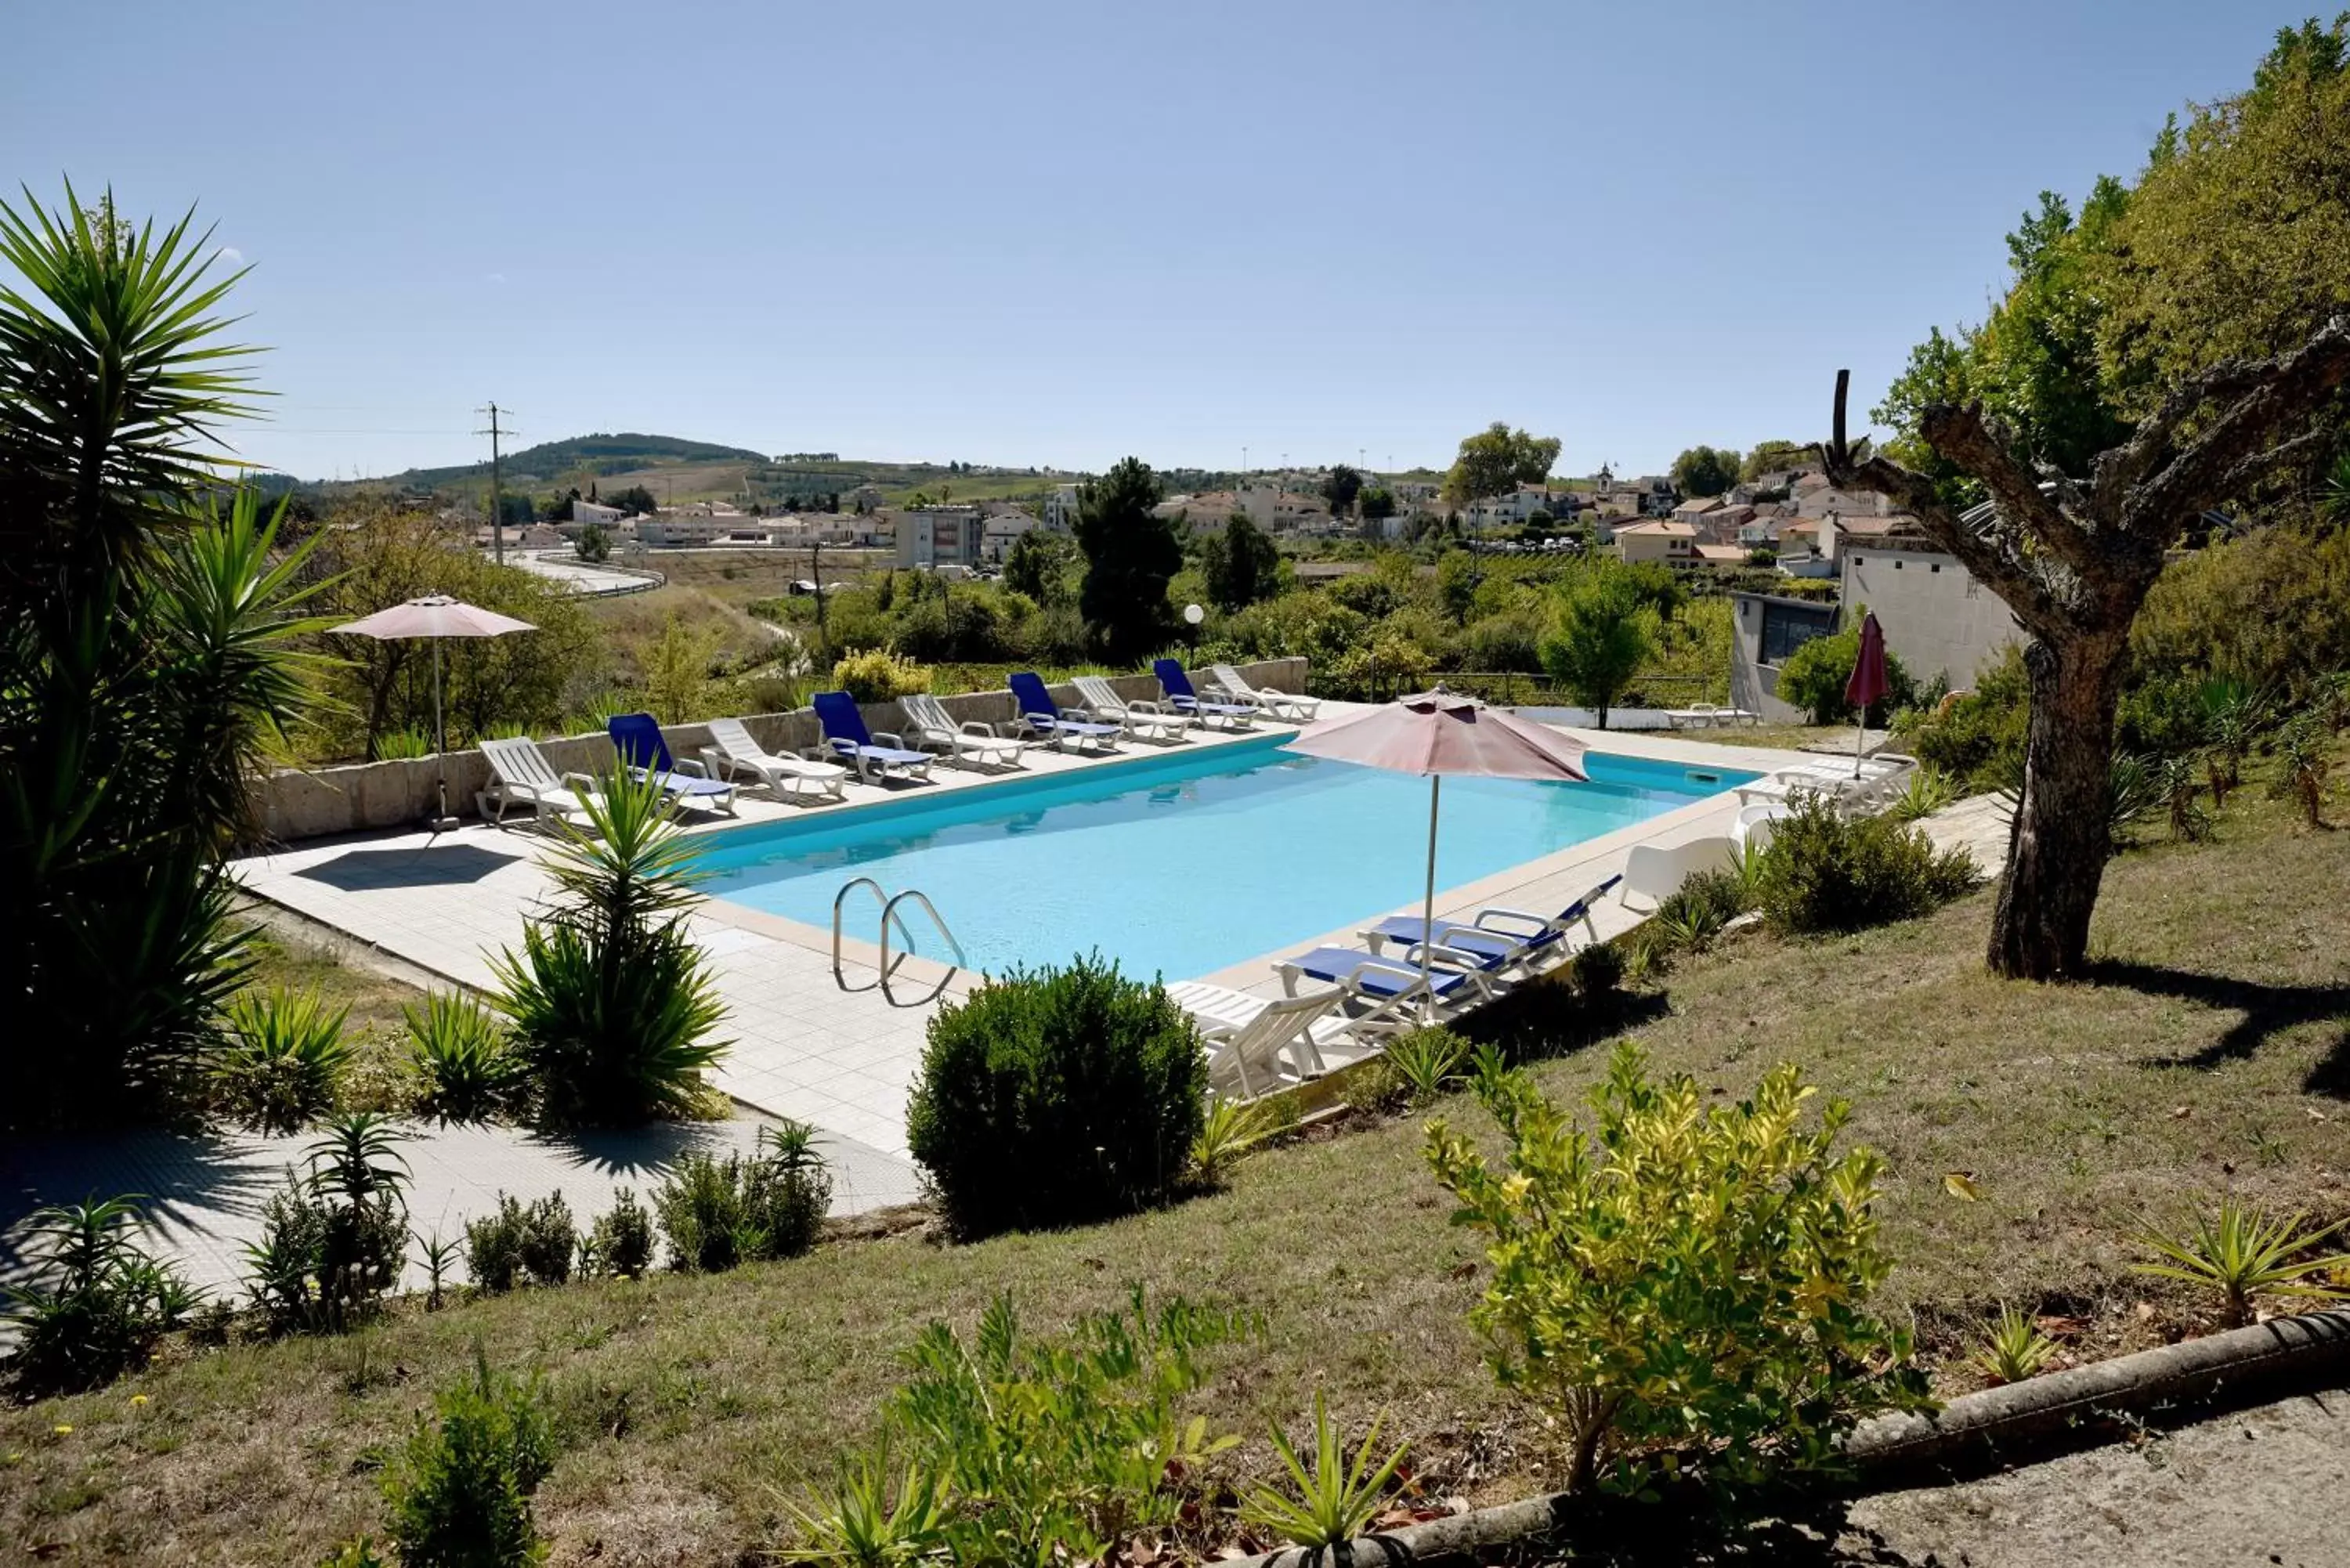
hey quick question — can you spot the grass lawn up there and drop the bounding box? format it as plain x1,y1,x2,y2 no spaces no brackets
6,757,2348,1564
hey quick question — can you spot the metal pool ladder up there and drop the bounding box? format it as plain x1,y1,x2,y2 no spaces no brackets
831,876,967,1005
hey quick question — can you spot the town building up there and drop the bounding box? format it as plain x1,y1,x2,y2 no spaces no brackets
891,504,986,569
1613,518,1701,564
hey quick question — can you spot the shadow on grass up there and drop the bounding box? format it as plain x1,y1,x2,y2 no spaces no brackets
1455,971,1672,1063
2086,959,2350,1098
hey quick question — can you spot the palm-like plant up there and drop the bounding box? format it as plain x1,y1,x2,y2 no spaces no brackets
1970,1305,2059,1385
1,1194,202,1393
1,183,325,1129
1238,1389,1411,1549
493,768,731,1124
213,985,353,1133
403,990,523,1123
2131,1199,2348,1328
2272,716,2331,828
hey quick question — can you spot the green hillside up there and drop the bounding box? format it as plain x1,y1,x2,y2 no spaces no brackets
383,432,772,493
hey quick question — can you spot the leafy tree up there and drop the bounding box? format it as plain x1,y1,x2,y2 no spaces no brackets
1441,421,1562,511
1436,549,1480,624
609,483,657,516
1835,26,2350,978
0,186,335,1129
1538,561,1658,728
1668,444,1742,497
1773,622,1914,724
1741,439,1811,480
575,521,610,563
538,490,577,523
1073,457,1182,662
1359,485,1397,522
1003,527,1077,605
1201,512,1281,610
1319,463,1363,518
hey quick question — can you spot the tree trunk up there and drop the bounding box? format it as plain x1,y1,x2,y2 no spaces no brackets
1987,631,2127,981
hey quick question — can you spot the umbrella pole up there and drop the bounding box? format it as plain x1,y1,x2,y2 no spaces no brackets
1420,775,1440,1024
432,640,449,824
1853,699,1866,778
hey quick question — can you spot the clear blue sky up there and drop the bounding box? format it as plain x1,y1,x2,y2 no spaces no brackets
5,0,2318,482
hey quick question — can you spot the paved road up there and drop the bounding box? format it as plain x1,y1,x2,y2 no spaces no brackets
505,549,656,596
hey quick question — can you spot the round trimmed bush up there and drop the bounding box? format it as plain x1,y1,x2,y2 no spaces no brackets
905,955,1207,1237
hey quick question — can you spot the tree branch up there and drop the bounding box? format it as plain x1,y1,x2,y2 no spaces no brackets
1914,402,2109,580
2092,352,2283,513
2126,316,2350,536
1817,376,2065,636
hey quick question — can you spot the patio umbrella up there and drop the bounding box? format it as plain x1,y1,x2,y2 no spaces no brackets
1844,610,1889,778
331,595,538,823
1285,688,1589,1017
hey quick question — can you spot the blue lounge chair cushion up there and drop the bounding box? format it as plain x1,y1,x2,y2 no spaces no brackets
1009,672,1121,736
1153,659,1254,717
1286,945,1473,1001
609,713,735,800
1368,874,1625,960
814,692,932,770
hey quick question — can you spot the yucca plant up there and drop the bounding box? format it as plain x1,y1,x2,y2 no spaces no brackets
212,985,353,1133
1970,1306,2059,1386
372,727,434,760
1191,1096,1274,1187
1239,1389,1410,1548
2,184,334,1129
2160,753,2212,842
1886,766,1961,823
2200,677,2262,806
492,768,730,1125
1,1194,204,1393
403,991,522,1124
776,1446,953,1567
1383,1026,1471,1105
2131,1198,2349,1328
2271,716,2331,828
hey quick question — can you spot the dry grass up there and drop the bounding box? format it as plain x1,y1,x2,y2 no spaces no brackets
584,585,787,681
6,760,2348,1564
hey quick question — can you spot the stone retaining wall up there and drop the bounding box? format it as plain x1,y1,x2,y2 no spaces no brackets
252,657,1310,844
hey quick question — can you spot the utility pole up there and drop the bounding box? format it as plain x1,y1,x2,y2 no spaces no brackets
476,403,512,565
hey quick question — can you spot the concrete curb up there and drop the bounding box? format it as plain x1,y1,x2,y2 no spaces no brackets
1218,1308,2350,1568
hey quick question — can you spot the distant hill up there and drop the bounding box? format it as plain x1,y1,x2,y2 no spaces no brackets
378,432,772,493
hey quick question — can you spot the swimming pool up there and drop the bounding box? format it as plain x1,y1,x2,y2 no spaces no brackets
696,734,1752,980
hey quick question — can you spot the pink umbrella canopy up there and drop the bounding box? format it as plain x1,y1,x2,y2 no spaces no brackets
1285,688,1588,1017
331,594,538,640
329,595,540,826
1284,687,1589,782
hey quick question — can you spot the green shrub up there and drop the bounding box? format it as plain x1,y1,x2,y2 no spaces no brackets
782,1292,1245,1567
464,1193,577,1294
245,1114,411,1335
2,1197,204,1394
1384,1026,1472,1104
905,956,1207,1237
584,1187,654,1278
830,646,930,703
1774,622,1915,725
404,992,523,1125
1754,796,1980,934
1566,941,1625,1003
493,769,730,1125
212,986,353,1133
1424,1042,1932,1492
383,1351,555,1568
1903,645,2028,787
651,1122,832,1273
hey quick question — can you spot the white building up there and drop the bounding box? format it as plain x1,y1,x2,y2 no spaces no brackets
891,504,986,569
1043,483,1083,531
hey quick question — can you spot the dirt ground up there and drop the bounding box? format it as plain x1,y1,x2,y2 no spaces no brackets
1838,1384,2350,1568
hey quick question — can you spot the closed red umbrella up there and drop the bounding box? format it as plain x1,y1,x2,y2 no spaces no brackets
1285,688,1588,1015
1844,611,1889,777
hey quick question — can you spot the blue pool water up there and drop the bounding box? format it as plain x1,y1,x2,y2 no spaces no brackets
696,735,1752,980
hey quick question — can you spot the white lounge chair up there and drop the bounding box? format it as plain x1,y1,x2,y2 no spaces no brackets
477,737,601,828
1619,836,1737,912
1166,982,1368,1100
1210,664,1321,722
1663,703,1726,729
699,717,850,804
1071,676,1191,742
900,694,1028,770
